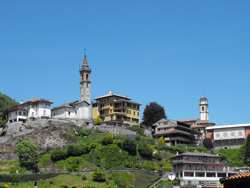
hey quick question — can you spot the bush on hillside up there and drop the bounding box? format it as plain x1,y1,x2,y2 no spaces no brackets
138,142,153,159
95,117,102,125
78,128,92,137
101,136,113,145
82,175,87,180
92,169,106,182
153,151,162,161
122,138,137,155
157,137,165,146
50,150,67,162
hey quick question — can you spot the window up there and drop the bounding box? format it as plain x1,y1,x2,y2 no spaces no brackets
68,111,70,115
43,110,46,116
202,107,204,111
231,132,235,136
19,111,22,115
23,112,27,116
75,111,77,114
216,133,220,138
137,112,139,116
223,132,227,137
133,111,135,115
238,131,243,136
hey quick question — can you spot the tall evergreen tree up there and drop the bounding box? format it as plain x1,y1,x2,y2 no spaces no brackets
142,102,167,128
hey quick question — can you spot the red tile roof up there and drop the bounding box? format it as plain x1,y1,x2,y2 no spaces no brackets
227,172,250,180
28,98,53,103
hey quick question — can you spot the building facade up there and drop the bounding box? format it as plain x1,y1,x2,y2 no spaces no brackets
51,53,91,120
206,123,250,150
178,95,215,145
152,118,193,146
171,151,237,187
8,98,53,123
92,92,141,126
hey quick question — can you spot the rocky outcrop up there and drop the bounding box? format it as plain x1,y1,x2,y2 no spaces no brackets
0,119,81,160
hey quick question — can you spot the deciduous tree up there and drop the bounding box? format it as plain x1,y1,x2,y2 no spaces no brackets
17,139,40,170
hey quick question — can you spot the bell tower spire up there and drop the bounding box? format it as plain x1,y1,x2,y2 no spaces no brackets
79,50,91,105
199,94,209,121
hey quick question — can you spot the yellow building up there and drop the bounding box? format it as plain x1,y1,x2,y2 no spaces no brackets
92,92,141,126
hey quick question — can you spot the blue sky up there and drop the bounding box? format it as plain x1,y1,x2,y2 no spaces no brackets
1,0,250,125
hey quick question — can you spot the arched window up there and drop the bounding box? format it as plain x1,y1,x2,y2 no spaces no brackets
202,107,204,111
86,74,89,81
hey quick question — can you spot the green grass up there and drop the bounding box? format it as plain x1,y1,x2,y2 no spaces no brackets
0,172,161,188
77,133,106,145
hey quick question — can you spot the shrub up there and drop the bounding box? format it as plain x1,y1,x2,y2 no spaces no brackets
67,163,79,172
51,150,67,162
153,151,162,160
71,186,77,188
59,184,69,188
78,128,92,137
92,169,105,182
9,166,27,174
157,137,165,146
138,142,153,159
95,117,102,125
0,173,61,183
122,138,137,155
101,136,113,145
82,175,87,180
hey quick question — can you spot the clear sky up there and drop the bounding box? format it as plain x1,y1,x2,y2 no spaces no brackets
1,0,250,126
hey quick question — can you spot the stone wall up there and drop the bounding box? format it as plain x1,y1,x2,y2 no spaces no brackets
97,125,136,135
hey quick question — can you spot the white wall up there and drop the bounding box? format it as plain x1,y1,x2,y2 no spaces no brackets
214,127,245,140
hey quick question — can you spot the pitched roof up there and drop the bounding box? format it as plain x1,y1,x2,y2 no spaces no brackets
52,100,90,110
94,93,131,100
83,54,88,66
171,151,219,158
24,98,53,104
178,118,199,122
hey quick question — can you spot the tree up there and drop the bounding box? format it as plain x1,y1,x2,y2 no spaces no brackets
0,92,18,128
203,138,213,149
138,141,153,159
142,102,167,128
17,139,40,170
122,138,137,155
158,137,165,146
92,168,106,182
95,116,102,125
244,134,250,165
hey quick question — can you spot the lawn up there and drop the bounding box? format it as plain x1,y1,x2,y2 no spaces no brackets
0,172,161,188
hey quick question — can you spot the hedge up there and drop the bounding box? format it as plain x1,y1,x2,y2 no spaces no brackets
0,173,64,183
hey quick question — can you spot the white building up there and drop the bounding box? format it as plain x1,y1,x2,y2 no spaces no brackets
8,98,53,123
51,100,90,119
51,53,91,120
206,123,250,150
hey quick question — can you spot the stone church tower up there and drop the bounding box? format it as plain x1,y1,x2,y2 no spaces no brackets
199,94,209,121
79,53,91,104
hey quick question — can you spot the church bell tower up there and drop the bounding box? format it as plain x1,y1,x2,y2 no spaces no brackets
199,94,209,121
79,52,91,104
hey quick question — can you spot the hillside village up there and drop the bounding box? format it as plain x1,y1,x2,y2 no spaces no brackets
0,53,250,188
